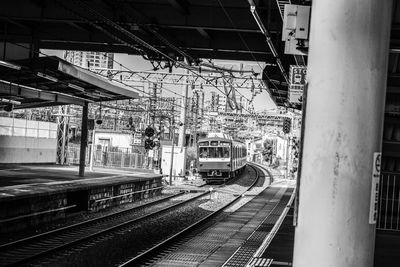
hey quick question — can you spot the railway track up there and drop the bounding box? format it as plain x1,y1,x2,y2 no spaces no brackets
0,191,206,267
118,163,295,267
118,163,264,266
0,164,261,267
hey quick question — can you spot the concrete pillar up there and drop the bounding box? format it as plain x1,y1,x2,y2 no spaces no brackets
293,1,392,266
79,102,89,177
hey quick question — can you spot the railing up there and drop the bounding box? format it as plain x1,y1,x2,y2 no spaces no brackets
67,144,146,169
67,145,90,165
377,173,400,231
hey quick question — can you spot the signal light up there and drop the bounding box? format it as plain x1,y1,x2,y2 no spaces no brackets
282,118,291,134
145,127,155,137
144,139,154,150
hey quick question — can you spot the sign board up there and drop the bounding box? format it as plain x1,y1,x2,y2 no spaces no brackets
284,38,308,56
289,66,307,86
289,85,304,104
133,133,142,145
369,152,381,224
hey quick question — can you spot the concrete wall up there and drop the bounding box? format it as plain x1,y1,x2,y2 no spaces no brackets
0,117,57,164
95,131,132,149
0,135,57,163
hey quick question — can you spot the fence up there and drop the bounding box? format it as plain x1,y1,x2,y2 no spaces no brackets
377,173,400,231
0,117,57,138
67,144,147,169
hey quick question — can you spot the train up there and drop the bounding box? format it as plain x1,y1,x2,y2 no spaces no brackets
197,135,247,184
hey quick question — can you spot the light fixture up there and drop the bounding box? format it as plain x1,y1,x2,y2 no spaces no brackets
0,60,21,70
91,91,114,98
37,72,58,82
0,98,21,105
67,83,85,92
250,6,267,36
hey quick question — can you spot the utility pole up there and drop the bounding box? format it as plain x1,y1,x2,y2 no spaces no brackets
89,127,96,171
169,99,175,185
79,102,89,177
192,89,199,151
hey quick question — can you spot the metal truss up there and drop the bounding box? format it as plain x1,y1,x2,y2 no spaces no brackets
56,105,70,165
91,69,266,92
219,111,290,122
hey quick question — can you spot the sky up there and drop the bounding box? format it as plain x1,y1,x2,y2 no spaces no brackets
41,49,277,111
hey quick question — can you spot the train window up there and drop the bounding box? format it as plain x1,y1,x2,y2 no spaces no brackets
210,141,218,146
199,147,209,158
199,141,208,146
222,147,230,158
220,141,230,146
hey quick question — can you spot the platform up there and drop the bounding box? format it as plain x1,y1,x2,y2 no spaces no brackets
0,164,163,232
256,205,400,267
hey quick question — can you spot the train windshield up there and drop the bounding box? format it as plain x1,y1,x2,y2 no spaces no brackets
199,147,230,158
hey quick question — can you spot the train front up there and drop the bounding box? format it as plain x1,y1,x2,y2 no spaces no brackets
198,139,231,183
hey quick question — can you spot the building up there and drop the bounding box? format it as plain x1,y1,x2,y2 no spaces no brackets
63,51,114,69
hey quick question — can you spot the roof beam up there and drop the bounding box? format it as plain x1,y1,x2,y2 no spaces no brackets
168,0,190,15
0,79,85,106
57,61,139,99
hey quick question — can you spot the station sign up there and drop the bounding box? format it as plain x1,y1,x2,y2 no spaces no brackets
288,66,307,104
369,152,381,224
289,65,307,86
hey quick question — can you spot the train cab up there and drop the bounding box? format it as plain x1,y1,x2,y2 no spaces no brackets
197,137,246,183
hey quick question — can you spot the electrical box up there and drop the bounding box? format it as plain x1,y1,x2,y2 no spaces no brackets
296,5,311,39
282,5,311,41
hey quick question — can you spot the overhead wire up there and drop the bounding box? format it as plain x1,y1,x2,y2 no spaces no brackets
58,0,258,115
2,4,273,129
216,0,287,107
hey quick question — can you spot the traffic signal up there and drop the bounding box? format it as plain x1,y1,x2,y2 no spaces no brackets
145,127,155,137
144,139,154,150
283,118,291,134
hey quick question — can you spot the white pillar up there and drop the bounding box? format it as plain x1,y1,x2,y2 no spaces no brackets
293,1,392,267
178,67,189,148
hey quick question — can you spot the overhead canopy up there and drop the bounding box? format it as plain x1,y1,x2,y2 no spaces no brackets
0,56,139,109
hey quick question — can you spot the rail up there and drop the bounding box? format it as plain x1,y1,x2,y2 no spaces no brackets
92,186,164,203
0,205,76,224
119,163,261,266
0,192,191,266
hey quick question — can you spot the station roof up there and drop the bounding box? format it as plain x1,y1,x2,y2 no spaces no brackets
1,1,399,109
0,56,139,109
0,0,297,108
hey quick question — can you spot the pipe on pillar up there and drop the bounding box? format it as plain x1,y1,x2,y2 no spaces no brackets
79,102,89,177
293,1,392,266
